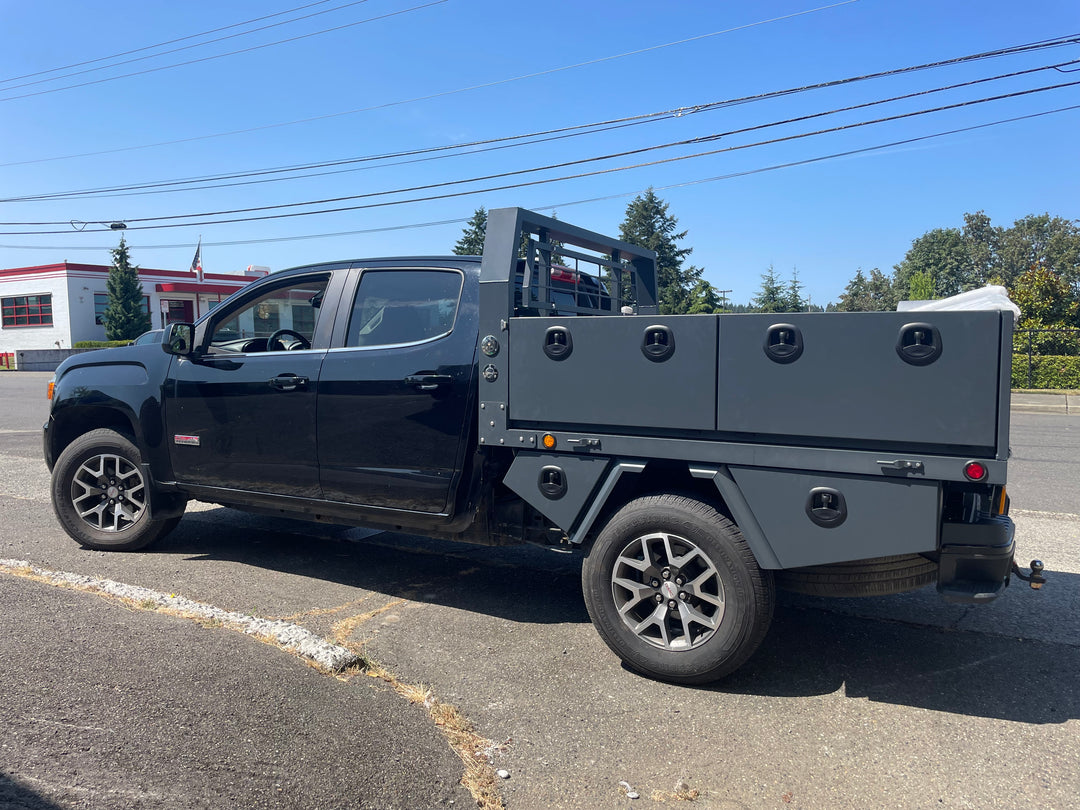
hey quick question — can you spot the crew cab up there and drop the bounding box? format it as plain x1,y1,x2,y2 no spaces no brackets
44,208,1041,684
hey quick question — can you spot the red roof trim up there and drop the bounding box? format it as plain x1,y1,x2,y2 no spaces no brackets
0,261,264,284
155,282,245,294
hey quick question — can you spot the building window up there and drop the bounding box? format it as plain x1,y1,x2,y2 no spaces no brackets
94,293,151,325
2,294,53,327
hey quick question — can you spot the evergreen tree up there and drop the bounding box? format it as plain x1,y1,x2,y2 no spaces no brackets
866,268,899,311
453,207,487,255
103,237,151,341
752,264,787,313
837,269,869,312
617,189,703,314
784,267,806,312
686,279,722,314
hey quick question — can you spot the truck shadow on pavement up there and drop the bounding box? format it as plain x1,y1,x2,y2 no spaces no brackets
159,509,592,625
159,509,1078,724
718,598,1080,724
0,774,63,809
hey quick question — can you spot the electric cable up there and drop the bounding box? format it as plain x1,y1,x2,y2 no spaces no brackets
2,103,1076,250
6,47,1078,203
3,82,1077,234
0,1,867,161
1,0,379,92
0,0,340,84
0,1,448,103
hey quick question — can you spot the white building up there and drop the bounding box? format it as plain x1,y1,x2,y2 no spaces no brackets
0,261,269,352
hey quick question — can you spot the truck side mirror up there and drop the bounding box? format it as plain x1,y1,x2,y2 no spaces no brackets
162,323,195,357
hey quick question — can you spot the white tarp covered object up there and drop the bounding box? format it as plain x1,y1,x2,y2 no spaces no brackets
897,285,1021,323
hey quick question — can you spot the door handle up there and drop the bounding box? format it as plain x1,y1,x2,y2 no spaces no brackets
405,374,452,391
269,374,308,391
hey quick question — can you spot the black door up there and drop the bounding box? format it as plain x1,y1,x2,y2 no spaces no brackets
164,273,333,497
318,267,475,514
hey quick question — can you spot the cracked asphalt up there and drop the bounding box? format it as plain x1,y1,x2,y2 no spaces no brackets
2,371,1078,809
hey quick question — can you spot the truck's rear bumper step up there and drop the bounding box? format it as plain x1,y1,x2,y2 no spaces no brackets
936,514,1016,604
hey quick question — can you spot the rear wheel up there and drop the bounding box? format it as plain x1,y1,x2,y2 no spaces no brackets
51,428,182,551
582,494,774,684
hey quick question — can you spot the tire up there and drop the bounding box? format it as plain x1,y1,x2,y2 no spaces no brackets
775,554,938,597
51,428,182,551
582,494,774,685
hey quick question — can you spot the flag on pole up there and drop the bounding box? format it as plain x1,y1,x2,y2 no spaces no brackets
190,237,203,282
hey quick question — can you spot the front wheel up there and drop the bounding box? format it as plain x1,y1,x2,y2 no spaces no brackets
582,494,774,684
51,428,182,551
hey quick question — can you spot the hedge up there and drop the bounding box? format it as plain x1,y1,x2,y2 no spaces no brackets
1012,355,1080,390
73,340,132,348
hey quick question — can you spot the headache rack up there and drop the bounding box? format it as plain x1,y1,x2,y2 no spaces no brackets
483,207,659,317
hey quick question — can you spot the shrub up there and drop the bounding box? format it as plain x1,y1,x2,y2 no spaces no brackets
73,340,132,349
1012,355,1080,390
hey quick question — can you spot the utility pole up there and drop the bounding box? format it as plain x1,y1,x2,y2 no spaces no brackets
718,289,732,312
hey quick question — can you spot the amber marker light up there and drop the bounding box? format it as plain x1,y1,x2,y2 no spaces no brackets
47,380,55,400
542,434,557,449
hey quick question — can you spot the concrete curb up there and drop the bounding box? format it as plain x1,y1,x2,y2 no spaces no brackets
0,559,362,672
1011,391,1079,415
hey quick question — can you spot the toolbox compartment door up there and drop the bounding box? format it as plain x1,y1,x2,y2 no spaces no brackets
508,315,717,431
716,311,1004,452
729,465,940,568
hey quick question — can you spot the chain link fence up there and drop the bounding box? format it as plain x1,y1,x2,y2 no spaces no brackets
1014,328,1080,389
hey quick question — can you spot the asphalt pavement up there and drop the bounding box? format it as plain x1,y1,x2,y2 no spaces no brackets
1,372,1078,809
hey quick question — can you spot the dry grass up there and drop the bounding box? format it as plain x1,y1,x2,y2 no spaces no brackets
272,595,375,622
329,599,406,644
361,662,505,810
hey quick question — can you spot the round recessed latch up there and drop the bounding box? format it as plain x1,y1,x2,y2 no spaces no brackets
896,322,942,366
482,364,499,382
543,326,573,361
481,335,500,357
764,323,803,364
641,325,675,362
538,465,567,500
806,487,847,528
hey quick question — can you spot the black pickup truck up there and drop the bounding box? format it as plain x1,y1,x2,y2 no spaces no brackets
44,208,1041,684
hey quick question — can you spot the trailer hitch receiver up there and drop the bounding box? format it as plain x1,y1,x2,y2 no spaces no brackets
1011,559,1046,590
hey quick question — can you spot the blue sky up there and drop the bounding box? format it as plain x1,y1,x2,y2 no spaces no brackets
1,0,1077,307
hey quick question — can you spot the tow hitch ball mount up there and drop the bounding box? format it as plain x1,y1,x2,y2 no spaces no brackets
1011,559,1047,590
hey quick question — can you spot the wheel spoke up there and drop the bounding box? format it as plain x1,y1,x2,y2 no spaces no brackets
613,577,653,615
677,599,721,632
632,604,670,645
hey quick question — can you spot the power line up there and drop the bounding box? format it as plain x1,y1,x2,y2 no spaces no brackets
0,0,864,163
4,82,1077,235
6,42,1078,203
0,0,378,93
0,0,340,85
3,104,1077,252
0,1,447,103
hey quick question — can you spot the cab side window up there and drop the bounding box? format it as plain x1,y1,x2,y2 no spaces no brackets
346,270,462,348
208,276,329,353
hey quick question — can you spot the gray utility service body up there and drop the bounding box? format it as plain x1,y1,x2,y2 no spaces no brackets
44,207,1041,684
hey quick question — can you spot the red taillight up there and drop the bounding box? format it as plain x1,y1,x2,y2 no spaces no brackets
963,461,988,481
550,266,578,284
